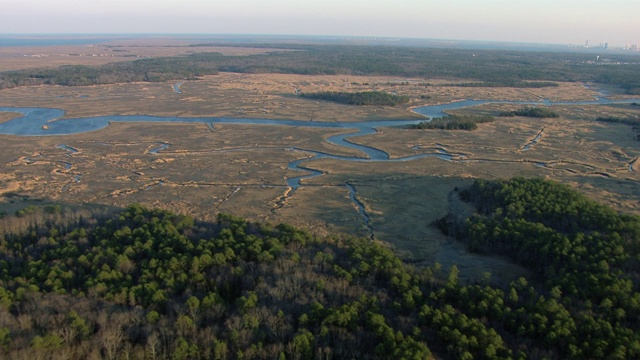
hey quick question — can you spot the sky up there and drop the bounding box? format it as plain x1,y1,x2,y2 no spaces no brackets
0,0,638,47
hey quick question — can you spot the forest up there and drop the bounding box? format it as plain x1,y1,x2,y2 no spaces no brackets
1,44,640,93
499,107,559,118
1,177,638,359
438,178,640,358
409,114,495,130
299,91,410,106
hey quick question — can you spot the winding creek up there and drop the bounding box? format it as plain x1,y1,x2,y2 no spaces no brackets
2,96,639,232
521,128,544,151
55,144,81,190
173,82,184,94
346,182,374,240
148,142,171,155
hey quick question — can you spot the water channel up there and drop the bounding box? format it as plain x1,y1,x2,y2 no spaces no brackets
2,96,639,234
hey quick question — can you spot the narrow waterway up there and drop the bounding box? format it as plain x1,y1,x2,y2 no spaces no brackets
521,128,544,151
57,144,79,155
2,95,639,234
4,98,636,138
149,142,170,154
346,182,374,240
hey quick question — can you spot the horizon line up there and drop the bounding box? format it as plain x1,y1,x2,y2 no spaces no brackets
0,33,637,53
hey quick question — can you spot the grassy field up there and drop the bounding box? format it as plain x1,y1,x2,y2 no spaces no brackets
0,73,611,121
2,58,640,283
0,38,281,71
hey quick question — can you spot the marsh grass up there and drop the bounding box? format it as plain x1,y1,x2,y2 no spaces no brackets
0,112,19,123
2,76,640,284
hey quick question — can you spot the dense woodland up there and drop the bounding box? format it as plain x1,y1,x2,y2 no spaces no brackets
1,44,640,93
0,177,638,359
409,114,495,130
499,107,559,118
299,91,409,106
439,178,640,358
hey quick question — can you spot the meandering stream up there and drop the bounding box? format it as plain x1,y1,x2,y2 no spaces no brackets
2,96,639,231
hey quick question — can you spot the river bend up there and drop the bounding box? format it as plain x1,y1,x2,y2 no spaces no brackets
2,97,639,231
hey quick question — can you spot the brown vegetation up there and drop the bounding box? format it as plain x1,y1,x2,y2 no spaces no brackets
1,65,640,283
0,38,282,72
0,112,20,124
0,74,606,121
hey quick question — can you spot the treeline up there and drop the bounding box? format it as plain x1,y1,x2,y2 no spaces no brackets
1,190,640,358
0,54,223,89
1,44,640,93
410,114,495,130
441,81,559,88
594,116,640,126
499,107,559,118
594,69,640,95
438,177,640,359
299,91,410,106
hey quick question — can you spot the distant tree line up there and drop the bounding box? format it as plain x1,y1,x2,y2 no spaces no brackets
299,91,410,106
0,55,222,88
410,114,495,130
499,106,559,118
594,116,640,140
594,116,640,125
1,44,640,93
441,81,559,88
594,71,640,95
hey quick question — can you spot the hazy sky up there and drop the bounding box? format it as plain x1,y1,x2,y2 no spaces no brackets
0,0,638,46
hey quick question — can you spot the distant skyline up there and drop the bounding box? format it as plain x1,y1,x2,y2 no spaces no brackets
0,0,638,47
